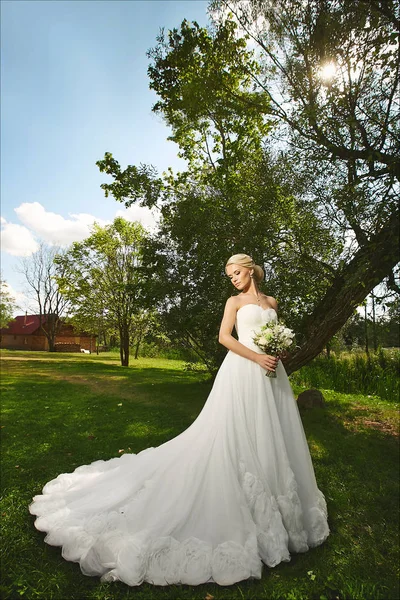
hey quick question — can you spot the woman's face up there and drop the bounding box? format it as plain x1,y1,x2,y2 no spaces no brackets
226,263,252,291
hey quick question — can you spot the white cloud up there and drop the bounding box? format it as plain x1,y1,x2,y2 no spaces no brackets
115,204,159,232
0,219,39,256
1,202,159,260
69,212,110,228
15,202,109,246
2,282,30,314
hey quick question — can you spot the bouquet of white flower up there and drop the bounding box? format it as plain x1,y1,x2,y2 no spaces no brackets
252,322,295,377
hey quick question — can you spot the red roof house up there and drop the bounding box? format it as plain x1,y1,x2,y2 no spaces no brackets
0,315,96,352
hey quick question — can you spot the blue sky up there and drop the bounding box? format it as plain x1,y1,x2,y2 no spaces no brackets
1,0,209,308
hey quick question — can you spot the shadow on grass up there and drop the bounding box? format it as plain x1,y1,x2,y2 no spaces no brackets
1,370,213,489
296,399,399,589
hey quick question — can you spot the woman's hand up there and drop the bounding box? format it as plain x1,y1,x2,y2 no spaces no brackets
255,354,279,372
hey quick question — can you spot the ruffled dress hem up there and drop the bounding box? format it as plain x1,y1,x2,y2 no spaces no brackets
29,456,329,587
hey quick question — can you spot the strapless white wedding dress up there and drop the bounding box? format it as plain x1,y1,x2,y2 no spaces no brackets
29,304,329,587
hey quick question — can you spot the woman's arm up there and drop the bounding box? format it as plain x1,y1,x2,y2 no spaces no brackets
218,298,279,372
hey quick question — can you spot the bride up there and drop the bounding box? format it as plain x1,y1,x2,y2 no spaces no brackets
29,253,330,587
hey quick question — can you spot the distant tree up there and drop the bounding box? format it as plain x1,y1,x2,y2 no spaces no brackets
379,297,400,347
18,244,71,352
130,309,162,359
0,277,17,329
330,293,400,351
57,218,149,367
65,309,113,354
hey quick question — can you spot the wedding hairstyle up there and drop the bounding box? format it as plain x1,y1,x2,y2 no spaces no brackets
225,254,264,283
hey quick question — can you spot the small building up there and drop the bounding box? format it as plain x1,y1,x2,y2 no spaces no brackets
0,315,96,352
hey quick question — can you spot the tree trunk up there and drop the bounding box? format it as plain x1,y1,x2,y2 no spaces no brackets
46,323,57,352
134,334,142,360
283,209,400,374
372,293,378,351
120,330,130,366
364,302,369,356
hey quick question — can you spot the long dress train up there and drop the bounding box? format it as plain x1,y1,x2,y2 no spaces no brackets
29,304,330,586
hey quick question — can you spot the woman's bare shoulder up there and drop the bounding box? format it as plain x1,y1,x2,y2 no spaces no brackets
225,295,241,310
265,295,278,310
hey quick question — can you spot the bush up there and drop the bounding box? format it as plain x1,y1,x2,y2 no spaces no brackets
290,348,399,401
135,341,201,362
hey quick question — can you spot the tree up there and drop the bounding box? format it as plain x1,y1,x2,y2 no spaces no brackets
210,0,399,182
57,218,149,367
148,18,271,176
130,309,162,359
97,2,399,373
19,244,71,352
98,147,342,373
65,309,112,355
97,18,341,372
0,278,17,329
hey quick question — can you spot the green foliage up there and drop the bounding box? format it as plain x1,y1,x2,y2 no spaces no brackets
96,18,272,209
98,148,342,373
208,0,399,237
56,218,150,366
210,0,399,180
0,278,17,329
335,309,400,351
148,18,271,173
96,156,163,209
290,349,400,402
96,0,399,373
136,339,199,362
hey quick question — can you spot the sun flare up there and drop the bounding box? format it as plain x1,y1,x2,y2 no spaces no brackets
319,61,337,81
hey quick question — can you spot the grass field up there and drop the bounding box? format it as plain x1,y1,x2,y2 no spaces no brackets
1,350,399,600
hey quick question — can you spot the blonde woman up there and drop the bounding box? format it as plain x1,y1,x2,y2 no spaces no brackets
30,253,330,587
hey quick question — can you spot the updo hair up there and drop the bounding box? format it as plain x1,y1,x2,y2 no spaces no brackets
225,253,264,283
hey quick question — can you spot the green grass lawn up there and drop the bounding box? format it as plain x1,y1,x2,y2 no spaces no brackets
1,350,399,600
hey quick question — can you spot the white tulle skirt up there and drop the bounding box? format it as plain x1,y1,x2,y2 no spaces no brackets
29,351,330,586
